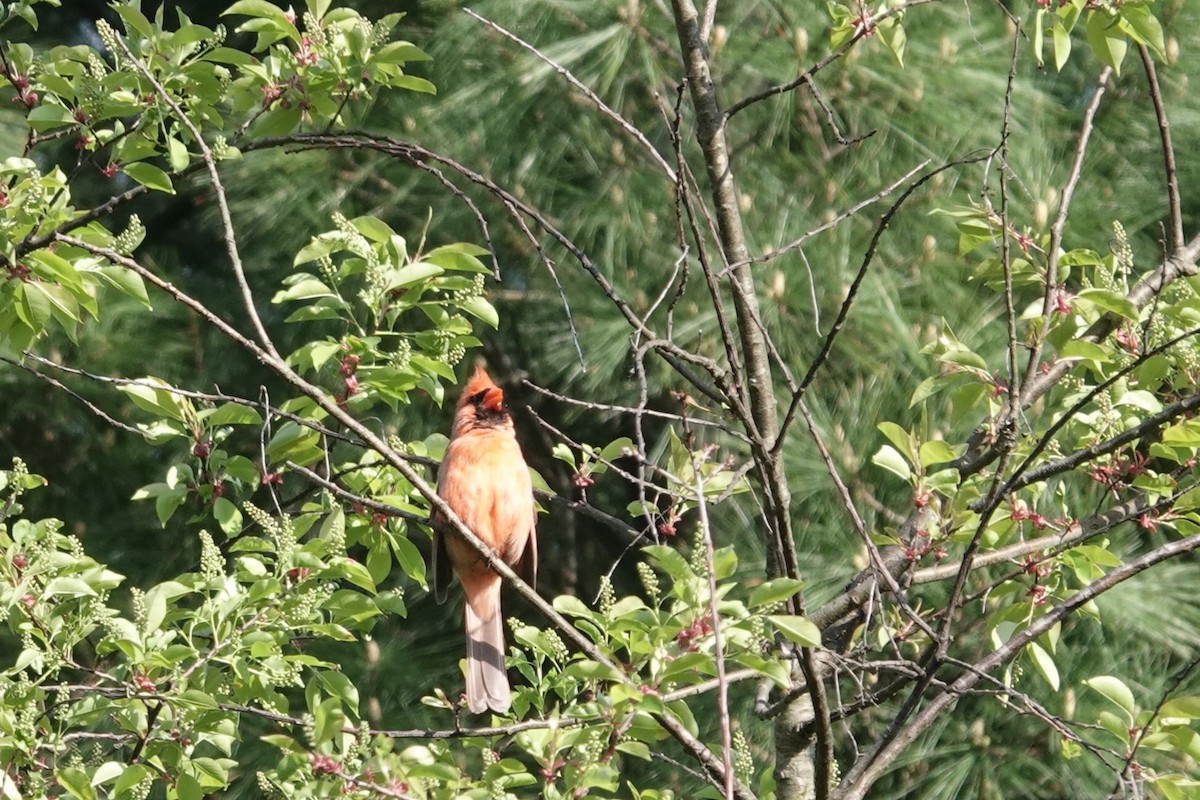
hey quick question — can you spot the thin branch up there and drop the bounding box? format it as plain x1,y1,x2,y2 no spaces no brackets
912,493,1149,584
777,153,989,451
700,0,719,42
1009,388,1200,491
463,8,675,182
997,30,1023,432
1019,66,1112,399
722,160,930,274
523,379,747,439
0,355,141,434
1138,44,1184,255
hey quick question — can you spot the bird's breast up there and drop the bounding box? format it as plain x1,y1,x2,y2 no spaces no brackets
438,431,534,566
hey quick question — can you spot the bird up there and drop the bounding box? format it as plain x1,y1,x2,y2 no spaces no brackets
430,364,537,714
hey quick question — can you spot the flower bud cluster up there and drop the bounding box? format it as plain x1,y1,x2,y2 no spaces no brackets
114,214,144,255
597,575,615,617
636,561,660,601
388,338,412,370
199,530,225,581
95,20,122,67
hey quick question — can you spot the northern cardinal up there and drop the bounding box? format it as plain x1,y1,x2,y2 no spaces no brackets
431,365,537,714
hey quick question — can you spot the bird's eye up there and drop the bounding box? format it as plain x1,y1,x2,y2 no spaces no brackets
468,390,488,406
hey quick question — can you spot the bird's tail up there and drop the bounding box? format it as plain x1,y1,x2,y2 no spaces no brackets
464,583,510,714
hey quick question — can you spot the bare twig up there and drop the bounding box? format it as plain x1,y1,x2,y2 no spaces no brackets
1138,44,1184,255
464,9,675,182
777,153,990,451
1019,67,1111,398
722,160,930,274
0,355,141,434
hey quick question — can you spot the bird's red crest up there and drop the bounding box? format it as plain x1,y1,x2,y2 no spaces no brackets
460,365,504,413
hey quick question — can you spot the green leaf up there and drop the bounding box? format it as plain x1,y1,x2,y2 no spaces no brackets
43,577,98,598
425,244,490,274
155,489,188,526
872,445,911,481
201,47,258,65
119,379,189,421
123,162,176,194
877,421,913,455
551,443,576,469
562,658,624,682
1028,641,1060,691
919,440,959,468
1075,288,1138,320
1085,11,1129,76
387,262,443,289
1053,20,1072,71
615,740,652,760
175,772,203,800
1059,340,1111,363
95,267,152,308
748,577,804,608
26,103,77,131
91,761,125,787
374,41,431,64
390,75,437,94
266,422,323,466
335,556,377,593
317,670,360,715
15,281,52,331
769,614,822,648
389,530,426,586
349,215,396,242
457,295,500,328
213,497,243,537
113,764,152,795
250,105,301,137
1160,696,1200,720
56,767,95,800
1118,4,1165,58
206,403,264,426
167,136,190,172
599,437,635,462
113,4,154,37
1115,389,1161,413
1162,421,1200,446
1033,9,1046,65
642,545,693,582
223,0,300,36
552,595,596,619
1084,675,1136,721
877,18,906,66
